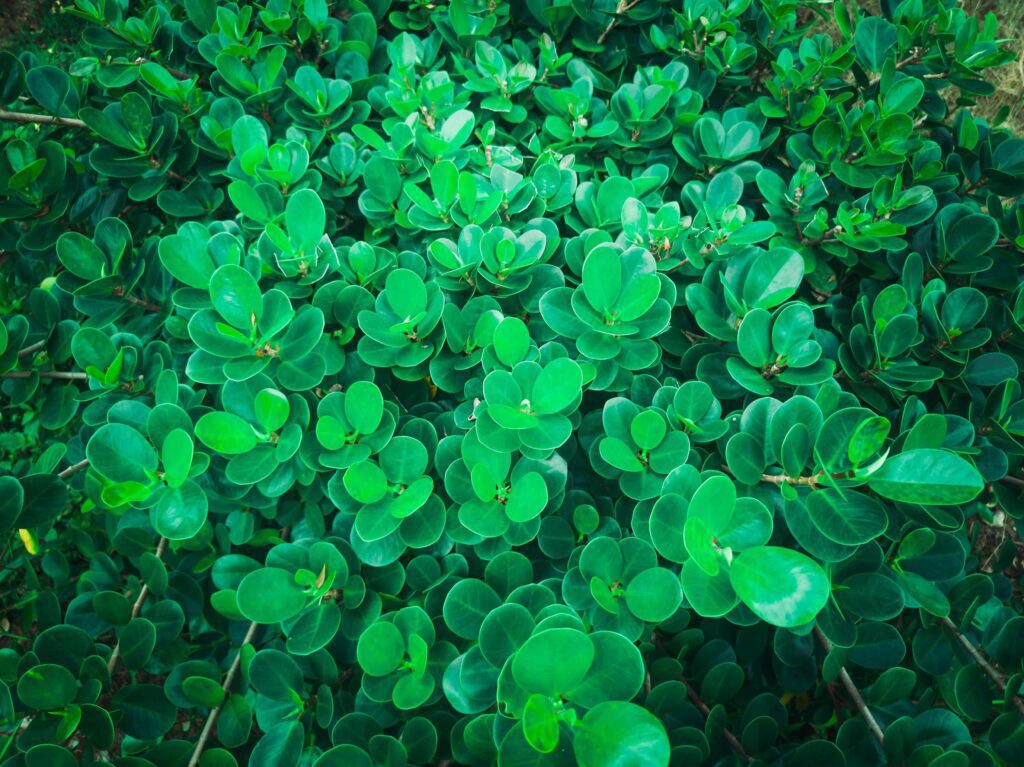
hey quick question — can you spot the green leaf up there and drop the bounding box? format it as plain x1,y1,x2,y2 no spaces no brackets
684,517,719,576
87,423,158,485
689,474,735,531
0,475,22,532
344,381,383,435
255,389,290,432
506,472,548,522
523,694,560,753
868,450,984,505
385,268,427,316
56,232,105,281
682,559,738,618
158,230,217,288
17,664,77,710
153,480,208,540
287,603,342,656
443,579,501,640
183,676,225,707
855,17,897,71
111,683,176,739
531,358,581,414
237,568,307,624
286,188,326,249
493,317,530,366
357,621,405,676
511,628,594,696
868,667,917,705
162,429,193,489
250,722,304,767
210,264,262,330
599,437,643,472
729,546,829,627
195,412,259,455
717,497,772,551
573,702,670,767
624,567,681,623
630,411,666,451
743,248,804,309
806,489,887,545
582,245,621,313
848,416,890,466
344,460,388,504
119,619,157,671
566,630,645,708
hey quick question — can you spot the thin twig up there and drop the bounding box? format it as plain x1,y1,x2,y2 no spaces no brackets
107,537,167,674
1,370,88,380
963,177,988,195
132,57,195,82
0,715,32,759
800,226,841,246
188,527,290,767
597,0,640,44
186,620,260,767
123,294,163,313
815,628,885,746
1000,475,1024,490
941,617,1024,716
760,471,824,487
681,676,753,763
0,109,87,128
17,340,47,358
867,53,923,88
662,258,690,274
57,459,89,480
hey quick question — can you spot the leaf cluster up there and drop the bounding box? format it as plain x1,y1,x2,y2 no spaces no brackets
1,0,1024,766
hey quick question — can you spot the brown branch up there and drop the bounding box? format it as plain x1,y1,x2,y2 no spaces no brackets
132,57,195,82
722,463,834,489
597,0,640,44
2,370,88,380
17,340,48,358
681,676,753,763
0,109,86,128
57,459,89,480
963,177,988,195
800,227,841,246
107,537,167,674
867,53,923,89
941,617,1024,716
165,66,193,82
760,471,824,487
123,294,163,313
662,258,690,274
815,628,886,746
187,527,289,767
1000,475,1024,490
186,619,259,767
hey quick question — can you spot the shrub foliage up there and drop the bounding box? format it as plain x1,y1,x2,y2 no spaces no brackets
2,0,1024,765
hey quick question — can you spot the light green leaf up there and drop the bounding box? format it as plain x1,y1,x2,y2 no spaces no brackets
867,449,984,506
729,546,829,628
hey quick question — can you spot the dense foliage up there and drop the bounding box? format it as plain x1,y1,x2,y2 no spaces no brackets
2,0,1024,764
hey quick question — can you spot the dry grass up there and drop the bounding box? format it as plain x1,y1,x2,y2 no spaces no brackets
809,1,1024,132
966,0,1024,132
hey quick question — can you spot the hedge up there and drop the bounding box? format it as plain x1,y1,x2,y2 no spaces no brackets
1,0,1024,766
